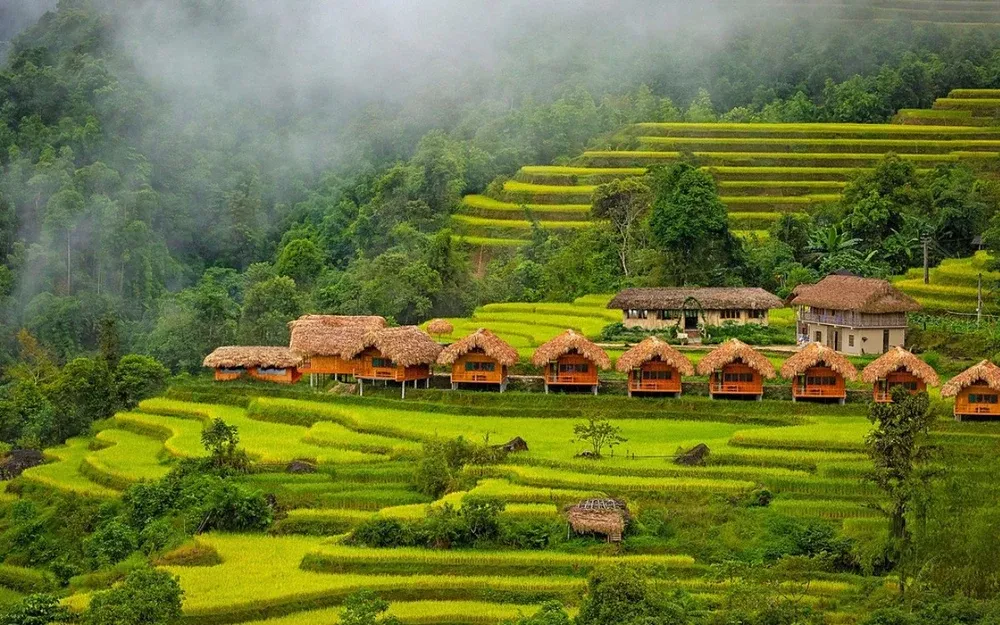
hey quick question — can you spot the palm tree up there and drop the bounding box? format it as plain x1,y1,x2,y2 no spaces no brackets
806,224,861,266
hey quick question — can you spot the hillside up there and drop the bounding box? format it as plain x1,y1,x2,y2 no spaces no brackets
455,89,1000,247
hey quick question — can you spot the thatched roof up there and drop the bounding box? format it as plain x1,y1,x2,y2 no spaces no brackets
860,346,941,386
695,339,776,378
342,326,442,367
616,336,694,375
779,342,858,380
203,346,302,369
288,320,371,358
437,328,519,367
789,275,921,313
608,287,783,311
427,319,454,336
531,330,611,369
290,315,387,329
942,360,1000,397
567,499,629,537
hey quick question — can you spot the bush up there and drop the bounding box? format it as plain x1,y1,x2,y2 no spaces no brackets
0,593,70,625
115,355,170,410
599,322,677,344
703,323,795,345
83,567,183,625
351,517,415,548
84,520,138,567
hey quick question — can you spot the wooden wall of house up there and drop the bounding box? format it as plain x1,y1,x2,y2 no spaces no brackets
451,352,506,384
629,361,682,393
955,385,1000,418
874,370,925,402
794,365,846,399
299,355,357,376
546,354,599,386
709,363,763,396
247,367,301,384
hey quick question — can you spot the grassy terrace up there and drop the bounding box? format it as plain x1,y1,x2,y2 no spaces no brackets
453,90,1000,247
894,251,1000,313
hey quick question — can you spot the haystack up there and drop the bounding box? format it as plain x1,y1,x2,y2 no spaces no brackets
203,346,301,369
343,326,442,367
695,339,776,378
860,346,940,387
780,342,858,381
437,328,519,367
531,330,611,369
616,336,694,374
567,499,629,542
427,318,455,337
942,360,1000,398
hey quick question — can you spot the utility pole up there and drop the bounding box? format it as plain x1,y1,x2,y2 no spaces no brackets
977,272,983,327
922,237,930,285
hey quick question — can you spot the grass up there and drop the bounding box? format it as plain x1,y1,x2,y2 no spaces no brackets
459,195,590,215
894,252,998,313
82,428,172,489
236,601,552,625
21,438,118,498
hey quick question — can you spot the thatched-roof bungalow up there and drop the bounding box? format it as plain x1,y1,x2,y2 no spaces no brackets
437,329,518,391
567,499,630,543
616,336,694,397
780,342,857,404
532,330,611,395
203,346,302,384
696,339,776,400
942,360,1000,421
343,326,443,398
288,315,386,380
860,346,940,403
789,275,920,355
608,287,783,341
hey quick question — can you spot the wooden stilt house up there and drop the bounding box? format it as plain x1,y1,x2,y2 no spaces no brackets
531,330,611,395
288,315,386,384
343,326,443,398
942,360,1000,421
696,339,776,400
780,342,858,404
437,329,518,392
616,336,693,397
860,346,940,403
203,346,302,384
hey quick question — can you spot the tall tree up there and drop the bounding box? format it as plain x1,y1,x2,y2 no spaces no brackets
590,178,651,278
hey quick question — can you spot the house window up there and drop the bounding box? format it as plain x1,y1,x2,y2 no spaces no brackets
848,335,855,348
219,367,245,374
660,310,680,320
723,372,755,383
559,363,589,373
372,357,395,368
902,381,918,391
627,309,648,320
721,309,741,320
969,393,999,404
642,370,673,380
258,368,287,376
465,361,496,372
748,309,766,319
806,375,838,386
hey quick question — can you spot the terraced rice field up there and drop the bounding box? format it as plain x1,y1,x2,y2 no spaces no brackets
453,89,1000,247
894,251,999,313
23,380,1000,624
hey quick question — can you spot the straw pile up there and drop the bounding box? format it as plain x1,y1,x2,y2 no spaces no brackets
427,319,454,336
567,499,629,539
942,360,1000,397
531,330,611,369
437,329,519,367
695,339,776,378
203,346,301,369
616,336,694,374
780,342,858,380
343,326,443,367
860,346,940,386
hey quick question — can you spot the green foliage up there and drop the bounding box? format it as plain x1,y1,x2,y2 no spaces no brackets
573,417,627,458
276,238,326,287
577,564,695,625
339,590,400,625
201,419,249,472
83,566,183,625
0,593,69,625
114,355,169,410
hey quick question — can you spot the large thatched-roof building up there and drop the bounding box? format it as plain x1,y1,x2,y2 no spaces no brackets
616,336,693,397
343,326,443,398
860,346,940,403
437,329,519,391
288,315,387,379
942,360,1000,421
696,339,776,400
532,330,610,395
203,346,302,384
780,342,857,404
789,275,920,355
608,287,783,340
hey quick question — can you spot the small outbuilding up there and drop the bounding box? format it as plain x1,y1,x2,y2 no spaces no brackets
780,342,858,404
942,360,1000,421
860,346,940,403
343,326,443,398
567,498,630,543
696,339,776,401
203,346,303,384
616,336,694,397
531,330,611,395
437,328,519,391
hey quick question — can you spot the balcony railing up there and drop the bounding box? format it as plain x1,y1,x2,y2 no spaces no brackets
546,373,597,385
794,386,845,398
629,380,682,392
798,311,906,328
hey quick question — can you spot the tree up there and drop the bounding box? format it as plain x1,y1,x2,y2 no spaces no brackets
590,178,651,277
573,417,626,459
83,566,183,625
50,357,116,441
865,387,936,595
115,354,170,409
240,276,301,344
685,88,717,122
577,564,694,625
276,238,325,287
340,590,401,625
0,593,70,625
201,419,248,471
806,224,861,266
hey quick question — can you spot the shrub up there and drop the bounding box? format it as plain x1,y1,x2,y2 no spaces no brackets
460,495,505,543
0,593,70,625
83,566,183,625
351,517,415,548
115,355,170,410
84,520,138,567
702,323,796,345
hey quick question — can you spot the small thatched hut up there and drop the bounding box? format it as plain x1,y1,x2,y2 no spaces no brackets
203,346,302,384
437,329,519,391
427,318,455,339
696,339,776,400
860,346,940,403
288,315,386,379
343,326,443,398
942,360,1000,421
531,330,611,395
780,342,857,404
616,336,694,397
567,499,630,543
